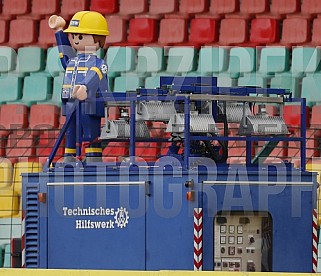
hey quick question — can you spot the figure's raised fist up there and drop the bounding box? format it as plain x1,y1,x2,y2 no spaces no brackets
48,15,66,31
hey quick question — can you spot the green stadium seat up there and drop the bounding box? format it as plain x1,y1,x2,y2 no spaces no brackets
14,75,52,106
166,47,197,74
270,75,300,98
0,247,3,267
3,244,10,268
36,47,64,77
144,75,161,89
0,75,22,104
136,47,165,75
106,46,136,74
113,75,144,92
291,47,321,76
219,47,256,87
259,47,290,75
191,47,228,76
42,74,63,106
16,47,45,74
0,219,22,249
0,47,17,73
301,75,321,107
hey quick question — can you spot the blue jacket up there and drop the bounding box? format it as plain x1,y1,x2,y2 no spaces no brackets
55,31,107,117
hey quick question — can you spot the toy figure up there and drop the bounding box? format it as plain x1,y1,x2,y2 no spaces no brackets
48,11,109,162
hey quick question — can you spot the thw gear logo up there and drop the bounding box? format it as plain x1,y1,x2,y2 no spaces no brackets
114,207,129,228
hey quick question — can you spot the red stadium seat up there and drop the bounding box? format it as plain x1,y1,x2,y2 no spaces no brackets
38,19,56,48
239,0,269,16
0,20,9,44
189,18,218,45
283,105,310,131
6,130,37,163
37,131,65,164
103,142,129,162
158,18,187,45
310,105,321,129
29,104,59,131
149,0,178,16
105,16,127,46
90,0,119,14
127,18,158,44
270,0,300,16
280,17,311,46
136,142,161,162
60,0,89,19
219,18,248,45
119,0,148,16
301,0,321,16
250,18,280,45
209,0,239,15
0,104,29,137
179,0,208,15
29,0,60,18
8,19,38,48
1,0,30,19
311,18,321,46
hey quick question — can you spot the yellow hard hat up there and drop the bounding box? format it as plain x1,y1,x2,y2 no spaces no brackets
64,11,109,36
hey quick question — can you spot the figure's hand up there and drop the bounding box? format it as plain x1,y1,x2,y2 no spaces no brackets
72,85,88,101
48,15,66,32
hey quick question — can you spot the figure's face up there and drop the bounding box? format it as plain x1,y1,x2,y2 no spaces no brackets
69,33,99,52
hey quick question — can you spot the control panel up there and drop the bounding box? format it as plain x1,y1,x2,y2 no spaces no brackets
214,212,272,272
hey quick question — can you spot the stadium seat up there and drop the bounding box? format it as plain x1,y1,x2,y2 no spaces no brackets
29,104,59,131
270,0,300,16
280,17,311,46
0,20,8,44
0,219,22,250
270,75,300,98
290,47,321,76
158,18,188,45
105,16,127,46
311,18,321,46
119,0,148,16
258,47,290,75
219,18,248,45
0,104,28,137
14,75,52,106
106,47,136,74
60,0,89,19
103,142,129,162
0,47,17,73
209,0,239,16
0,159,13,188
37,130,65,164
0,188,19,218
8,19,38,48
136,142,161,162
136,47,165,74
38,47,64,77
250,18,280,45
6,130,37,163
12,161,42,194
127,18,158,44
113,75,144,91
283,105,310,130
29,0,60,18
178,0,208,15
1,0,30,19
0,76,22,104
188,18,218,45
144,75,161,89
301,0,321,16
194,47,228,76
166,47,197,74
90,0,119,14
38,19,57,48
240,0,269,15
16,47,45,74
301,75,321,107
311,105,321,129
219,47,256,86
149,0,178,16
43,74,63,106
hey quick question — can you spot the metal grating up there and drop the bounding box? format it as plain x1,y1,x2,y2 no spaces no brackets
24,185,39,268
136,101,176,121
